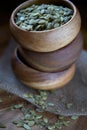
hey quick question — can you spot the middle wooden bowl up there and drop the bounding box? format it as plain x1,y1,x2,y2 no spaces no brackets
18,32,83,72
11,47,76,90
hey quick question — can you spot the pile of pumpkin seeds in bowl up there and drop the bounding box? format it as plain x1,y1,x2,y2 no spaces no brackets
14,4,73,31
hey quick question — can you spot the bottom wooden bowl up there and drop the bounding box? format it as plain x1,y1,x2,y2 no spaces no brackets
11,47,76,90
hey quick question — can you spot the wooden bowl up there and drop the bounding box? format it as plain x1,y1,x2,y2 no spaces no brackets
18,32,83,72
11,47,76,90
10,0,81,52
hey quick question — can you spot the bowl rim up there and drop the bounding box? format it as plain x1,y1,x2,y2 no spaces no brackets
19,31,82,54
10,0,77,33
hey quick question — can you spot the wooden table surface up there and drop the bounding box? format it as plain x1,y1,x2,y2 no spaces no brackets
0,4,87,129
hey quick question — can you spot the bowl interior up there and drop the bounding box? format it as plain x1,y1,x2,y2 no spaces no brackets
11,0,76,32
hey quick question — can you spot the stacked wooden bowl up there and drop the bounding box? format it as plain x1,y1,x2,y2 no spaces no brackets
10,0,83,90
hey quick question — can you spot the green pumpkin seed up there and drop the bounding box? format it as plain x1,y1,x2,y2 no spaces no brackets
23,124,31,130
59,116,64,120
54,23,60,28
48,102,54,107
47,125,55,130
63,121,70,126
66,103,73,109
12,102,75,130
43,118,48,123
39,20,46,24
28,121,35,127
71,115,79,120
16,122,23,127
36,115,43,119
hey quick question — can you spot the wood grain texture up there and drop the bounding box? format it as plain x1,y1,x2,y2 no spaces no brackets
11,48,76,90
0,90,25,110
10,0,81,52
18,32,83,72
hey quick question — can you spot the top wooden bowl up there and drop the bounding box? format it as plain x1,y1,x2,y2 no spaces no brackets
10,0,81,52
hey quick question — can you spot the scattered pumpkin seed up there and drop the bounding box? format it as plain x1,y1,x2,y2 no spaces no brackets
36,108,44,113
16,122,23,127
12,103,75,130
55,122,62,129
35,115,43,119
71,115,79,120
59,116,64,120
10,104,24,110
47,125,55,130
28,121,35,127
66,103,73,109
23,124,31,130
63,121,70,126
23,91,48,110
48,103,54,107
43,118,48,123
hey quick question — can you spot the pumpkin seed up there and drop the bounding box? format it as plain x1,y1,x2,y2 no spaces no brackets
59,116,64,120
16,122,23,127
10,104,24,110
47,22,52,29
23,124,31,130
54,23,60,28
66,103,73,109
28,121,35,126
71,115,79,120
47,125,55,130
36,115,43,119
48,103,54,107
43,118,48,123
63,121,70,126
55,123,62,129
36,108,44,113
